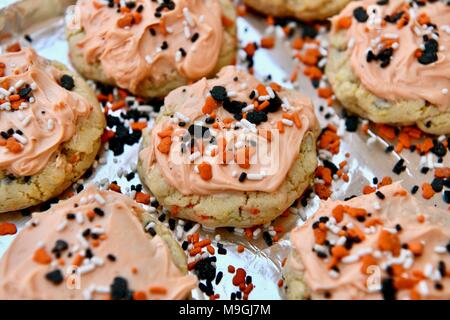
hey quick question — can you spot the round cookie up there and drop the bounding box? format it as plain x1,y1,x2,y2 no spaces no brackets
138,66,320,228
0,48,105,213
66,0,237,98
243,0,353,21
326,0,450,135
0,185,197,300
283,183,450,300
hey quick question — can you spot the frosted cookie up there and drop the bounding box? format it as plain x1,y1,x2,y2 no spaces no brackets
138,66,320,228
243,0,353,21
66,0,236,98
283,183,450,300
0,48,105,213
326,0,450,135
0,185,197,299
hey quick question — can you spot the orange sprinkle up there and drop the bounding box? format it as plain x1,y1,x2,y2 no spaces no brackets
277,121,285,134
408,241,424,256
72,254,84,267
336,16,352,30
421,183,435,200
108,183,121,193
331,245,349,259
135,192,150,205
260,37,275,49
189,247,202,257
194,239,212,248
291,38,304,50
416,214,425,223
157,136,172,154
228,265,235,273
133,291,147,300
277,279,284,288
117,14,133,28
6,137,22,153
0,222,17,236
132,12,142,24
111,100,126,111
149,287,167,295
207,245,215,255
198,162,213,181
378,229,401,256
237,245,245,253
363,185,376,194
317,87,333,99
33,248,52,265
236,4,247,16
131,122,147,131
201,96,218,114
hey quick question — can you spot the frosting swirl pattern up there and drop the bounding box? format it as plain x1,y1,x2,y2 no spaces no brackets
0,185,197,299
332,0,450,110
0,48,92,177
139,66,319,195
289,183,450,300
69,0,225,93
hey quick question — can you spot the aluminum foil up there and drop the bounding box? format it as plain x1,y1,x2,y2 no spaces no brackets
0,0,448,300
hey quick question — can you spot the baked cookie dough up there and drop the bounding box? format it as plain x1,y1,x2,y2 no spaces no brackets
0,185,197,299
283,183,450,300
0,48,105,213
138,66,320,228
66,0,237,98
326,0,450,135
243,0,353,21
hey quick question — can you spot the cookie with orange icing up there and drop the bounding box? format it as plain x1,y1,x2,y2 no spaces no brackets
66,0,236,98
283,183,450,300
326,0,450,135
0,185,197,299
138,66,320,228
0,48,105,213
243,0,352,21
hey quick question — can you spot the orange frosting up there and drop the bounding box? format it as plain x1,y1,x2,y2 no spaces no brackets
0,186,197,299
0,48,92,176
69,0,224,92
290,183,450,300
139,66,319,195
332,0,450,110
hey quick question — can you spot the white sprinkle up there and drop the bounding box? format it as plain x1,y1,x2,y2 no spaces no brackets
281,119,293,126
14,80,25,89
240,119,257,133
56,220,68,232
183,7,195,27
78,263,96,275
174,112,190,123
418,281,429,296
329,270,340,279
434,246,447,254
246,173,264,181
0,88,10,96
13,133,27,145
442,88,448,95
47,119,54,131
175,50,182,63
424,263,433,278
94,194,106,205
76,212,84,225
342,254,360,264
189,151,201,162
145,55,153,64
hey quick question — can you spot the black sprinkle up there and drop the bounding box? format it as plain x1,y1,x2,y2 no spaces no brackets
60,75,75,91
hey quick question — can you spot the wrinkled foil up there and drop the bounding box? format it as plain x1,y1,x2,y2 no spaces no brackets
0,0,448,300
